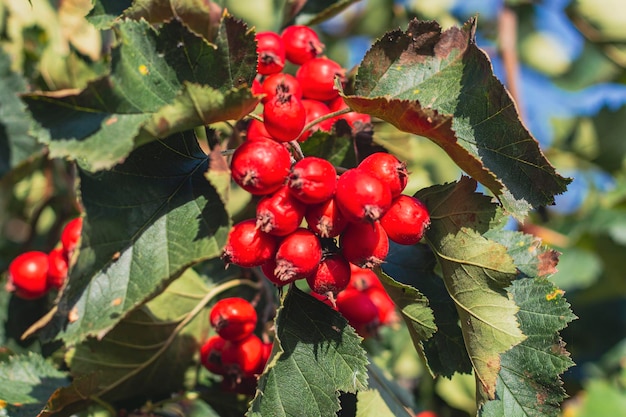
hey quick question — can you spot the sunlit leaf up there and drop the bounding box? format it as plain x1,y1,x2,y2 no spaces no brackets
36,131,229,345
344,18,570,218
248,286,369,417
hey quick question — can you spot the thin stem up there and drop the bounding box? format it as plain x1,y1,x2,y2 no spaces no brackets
300,107,352,137
249,113,264,123
498,6,524,119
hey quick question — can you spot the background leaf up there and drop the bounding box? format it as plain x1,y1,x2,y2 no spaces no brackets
37,130,230,345
248,286,369,417
344,18,570,218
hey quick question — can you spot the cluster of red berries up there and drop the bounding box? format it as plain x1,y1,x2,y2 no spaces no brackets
5,217,82,300
199,297,271,393
250,25,371,143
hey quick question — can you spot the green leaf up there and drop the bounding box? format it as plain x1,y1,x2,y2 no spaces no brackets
479,278,576,417
356,362,414,417
416,177,525,400
344,18,570,218
0,48,43,179
299,127,356,168
37,131,229,345
86,0,133,29
65,268,210,402
383,243,473,377
0,353,68,407
24,16,258,172
248,286,369,417
576,379,626,417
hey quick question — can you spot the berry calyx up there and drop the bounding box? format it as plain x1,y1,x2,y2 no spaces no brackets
61,217,83,254
287,156,337,205
380,195,430,245
209,297,258,341
255,31,285,75
256,185,306,236
340,221,389,269
222,219,277,268
281,25,324,65
358,152,408,198
261,72,303,104
230,138,291,195
305,197,349,238
8,251,49,299
274,228,323,282
335,168,392,223
306,253,351,299
200,335,227,375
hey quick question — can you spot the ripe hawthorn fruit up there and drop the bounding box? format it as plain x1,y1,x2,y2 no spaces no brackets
230,138,291,195
365,286,397,325
210,297,258,341
340,221,389,268
274,228,322,282
261,72,302,104
306,253,351,299
255,31,285,75
358,152,408,198
200,335,227,375
222,219,277,268
336,288,380,338
8,251,49,299
281,25,324,65
380,195,430,245
256,185,306,236
335,168,392,223
296,57,345,101
47,247,69,290
287,156,337,205
347,263,383,291
221,333,264,377
305,197,349,238
263,93,306,142
246,118,273,141
61,217,82,254
299,99,333,142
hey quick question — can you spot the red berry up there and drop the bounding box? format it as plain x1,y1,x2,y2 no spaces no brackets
246,118,273,141
347,263,383,291
335,168,392,223
415,412,439,417
299,99,333,142
8,251,49,299
221,333,264,377
296,57,345,101
251,77,263,96
340,222,389,269
256,32,285,75
365,286,397,325
380,195,430,245
222,219,277,267
61,217,82,254
263,94,306,142
281,25,324,65
256,185,306,236
210,297,258,341
200,335,227,375
305,197,349,238
230,138,291,195
358,152,408,198
306,253,351,298
327,96,372,130
274,228,322,282
47,247,68,290
261,73,302,104
336,288,380,338
287,157,337,205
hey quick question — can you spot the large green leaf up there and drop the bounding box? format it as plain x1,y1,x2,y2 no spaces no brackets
65,268,211,403
416,177,525,401
248,286,369,417
23,16,258,172
36,130,230,345
344,18,570,218
479,278,576,417
0,48,43,179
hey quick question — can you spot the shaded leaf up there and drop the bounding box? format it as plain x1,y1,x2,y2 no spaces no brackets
38,374,100,417
479,278,576,417
295,0,362,27
344,18,570,218
356,362,415,417
248,286,369,417
417,177,525,400
36,130,229,345
24,16,257,172
299,127,356,168
86,0,133,29
65,268,210,402
0,48,43,179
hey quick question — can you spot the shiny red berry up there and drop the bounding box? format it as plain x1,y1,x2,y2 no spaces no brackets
221,333,264,377
274,228,322,282
256,185,307,236
380,195,430,245
336,288,380,338
347,263,383,291
299,99,333,142
200,335,227,375
47,247,68,290
61,217,82,254
281,25,324,65
365,286,397,325
340,221,389,269
327,96,372,131
8,251,49,299
222,219,277,267
246,118,273,141
306,253,351,298
305,197,349,238
256,32,285,75
263,94,306,142
296,57,345,101
230,138,291,195
287,156,337,205
335,168,392,223
210,297,258,341
358,152,408,198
